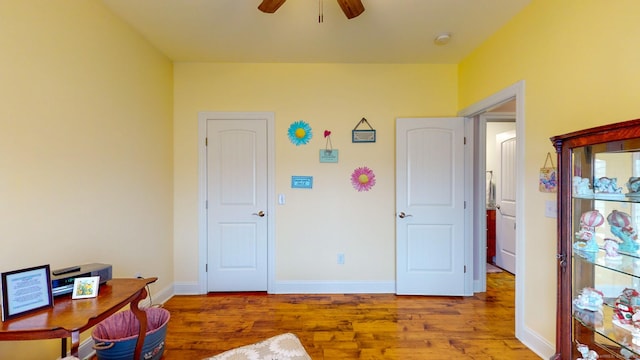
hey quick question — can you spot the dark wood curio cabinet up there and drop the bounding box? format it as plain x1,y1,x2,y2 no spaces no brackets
551,119,640,359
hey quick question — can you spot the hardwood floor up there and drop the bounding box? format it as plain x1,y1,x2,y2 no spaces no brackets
159,272,540,359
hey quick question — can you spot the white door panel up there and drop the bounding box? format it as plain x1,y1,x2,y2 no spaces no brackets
396,117,466,295
207,119,268,291
495,131,516,274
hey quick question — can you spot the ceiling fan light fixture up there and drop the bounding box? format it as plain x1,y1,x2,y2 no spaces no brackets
258,0,287,13
336,0,365,19
434,32,452,45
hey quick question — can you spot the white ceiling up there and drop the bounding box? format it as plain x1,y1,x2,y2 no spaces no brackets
101,0,530,64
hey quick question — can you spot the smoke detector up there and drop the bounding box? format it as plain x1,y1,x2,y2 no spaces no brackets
434,33,452,45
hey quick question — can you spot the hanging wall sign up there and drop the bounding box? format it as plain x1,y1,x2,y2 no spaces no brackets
319,150,339,163
352,117,376,143
539,152,557,193
320,129,338,163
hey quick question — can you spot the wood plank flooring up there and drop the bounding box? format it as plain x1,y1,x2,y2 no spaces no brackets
159,272,541,359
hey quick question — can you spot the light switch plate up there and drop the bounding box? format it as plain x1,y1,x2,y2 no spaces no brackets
545,200,557,218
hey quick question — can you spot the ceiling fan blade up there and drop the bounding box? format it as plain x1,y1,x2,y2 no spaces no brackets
258,0,287,13
336,0,365,19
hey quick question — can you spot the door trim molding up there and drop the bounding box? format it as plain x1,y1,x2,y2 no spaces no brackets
458,80,526,343
197,111,275,294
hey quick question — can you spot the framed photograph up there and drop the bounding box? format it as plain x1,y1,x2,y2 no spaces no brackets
72,276,100,299
1,264,53,321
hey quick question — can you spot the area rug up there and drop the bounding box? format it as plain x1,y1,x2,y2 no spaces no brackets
486,263,503,273
204,333,312,360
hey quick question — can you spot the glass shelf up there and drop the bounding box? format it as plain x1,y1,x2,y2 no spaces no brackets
573,304,640,357
574,249,640,278
574,194,640,203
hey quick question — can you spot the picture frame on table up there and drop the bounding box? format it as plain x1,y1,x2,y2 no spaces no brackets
72,276,100,299
1,264,54,321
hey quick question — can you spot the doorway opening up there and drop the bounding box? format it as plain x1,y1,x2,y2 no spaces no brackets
458,80,525,341
484,111,516,273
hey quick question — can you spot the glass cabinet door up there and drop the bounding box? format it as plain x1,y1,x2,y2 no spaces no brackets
571,141,640,358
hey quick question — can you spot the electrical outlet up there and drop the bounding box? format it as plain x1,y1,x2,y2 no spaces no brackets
337,253,345,265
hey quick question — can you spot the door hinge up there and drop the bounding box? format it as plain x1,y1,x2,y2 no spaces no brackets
464,265,467,273
464,136,466,145
464,201,466,209
205,137,208,146
205,200,208,209
205,264,208,272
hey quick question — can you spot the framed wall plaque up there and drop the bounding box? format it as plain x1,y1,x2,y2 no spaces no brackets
352,117,376,143
319,149,339,163
1,264,53,321
291,176,313,189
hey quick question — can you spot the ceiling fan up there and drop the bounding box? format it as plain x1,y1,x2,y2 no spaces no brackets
258,0,365,20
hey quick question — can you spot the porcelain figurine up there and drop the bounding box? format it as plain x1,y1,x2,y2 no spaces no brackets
573,176,593,196
573,287,604,311
604,238,623,261
574,210,604,252
594,176,623,194
607,210,640,253
627,177,640,196
576,342,599,360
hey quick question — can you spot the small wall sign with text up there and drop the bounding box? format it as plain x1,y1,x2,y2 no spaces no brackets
291,176,313,189
321,130,337,162
352,117,376,143
319,149,339,163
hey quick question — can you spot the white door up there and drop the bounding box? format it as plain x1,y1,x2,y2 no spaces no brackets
396,117,466,295
495,130,516,274
206,118,268,291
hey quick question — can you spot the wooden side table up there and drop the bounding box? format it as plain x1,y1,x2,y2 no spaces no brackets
0,277,157,358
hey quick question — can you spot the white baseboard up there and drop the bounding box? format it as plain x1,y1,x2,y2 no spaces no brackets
172,280,396,295
272,280,396,294
173,281,200,295
519,323,554,359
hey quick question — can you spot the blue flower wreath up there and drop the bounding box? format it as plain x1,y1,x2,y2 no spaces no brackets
287,120,312,146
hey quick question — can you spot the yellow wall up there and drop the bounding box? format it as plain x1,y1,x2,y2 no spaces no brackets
459,0,640,347
173,63,458,283
10,0,640,357
0,1,173,358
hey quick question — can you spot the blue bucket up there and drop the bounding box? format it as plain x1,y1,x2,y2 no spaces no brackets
92,307,170,360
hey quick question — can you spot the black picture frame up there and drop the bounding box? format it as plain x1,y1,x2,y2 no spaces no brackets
1,264,53,321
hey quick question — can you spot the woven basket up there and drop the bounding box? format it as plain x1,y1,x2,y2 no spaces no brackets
92,307,170,360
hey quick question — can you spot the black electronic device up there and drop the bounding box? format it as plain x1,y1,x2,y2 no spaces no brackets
51,263,112,297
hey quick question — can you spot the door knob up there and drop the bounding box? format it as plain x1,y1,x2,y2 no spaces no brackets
398,212,412,218
253,210,265,217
